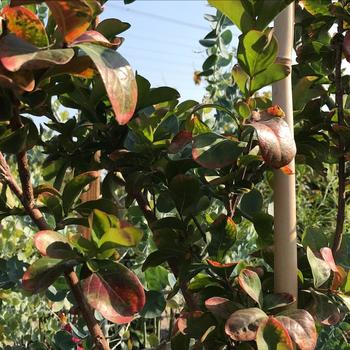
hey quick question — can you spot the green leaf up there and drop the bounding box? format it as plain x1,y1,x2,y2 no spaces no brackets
205,297,238,319
37,192,63,223
142,249,183,271
74,198,120,217
235,101,251,119
232,64,249,96
250,64,290,94
303,0,331,15
96,18,131,39
192,132,245,169
54,330,76,350
301,227,328,251
22,257,78,294
89,209,112,243
81,260,145,324
256,316,293,350
202,54,218,71
225,308,267,341
208,214,237,260
62,171,99,214
263,293,295,311
0,34,74,72
77,43,137,125
238,269,263,307
99,222,143,248
276,310,317,350
145,266,169,291
2,5,48,47
239,189,263,217
237,30,278,78
140,290,166,319
306,247,331,288
208,0,254,32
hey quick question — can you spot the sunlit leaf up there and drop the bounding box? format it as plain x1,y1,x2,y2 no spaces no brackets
71,30,119,49
225,308,267,341
81,260,145,323
205,297,238,319
307,247,331,288
77,43,137,125
276,310,317,350
256,316,293,350
0,34,74,72
246,109,296,168
1,5,48,47
238,269,263,307
263,293,295,311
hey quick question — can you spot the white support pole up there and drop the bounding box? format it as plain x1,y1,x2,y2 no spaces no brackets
272,3,298,299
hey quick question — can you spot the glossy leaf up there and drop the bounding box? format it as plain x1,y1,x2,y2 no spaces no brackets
168,130,192,154
276,310,317,350
246,110,296,168
302,0,331,15
208,214,236,260
0,66,34,91
192,132,245,169
256,316,293,350
81,260,145,323
238,269,263,307
0,34,74,72
232,64,249,96
310,290,341,325
237,30,277,78
46,0,101,43
89,209,113,242
250,64,290,94
307,247,331,288
1,5,48,47
71,30,118,49
208,0,254,32
140,290,166,319
22,257,78,293
77,43,137,125
34,230,74,259
205,297,238,319
96,18,131,39
263,293,295,311
62,171,99,214
225,308,267,341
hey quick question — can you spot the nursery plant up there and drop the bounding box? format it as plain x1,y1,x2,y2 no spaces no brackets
0,0,349,350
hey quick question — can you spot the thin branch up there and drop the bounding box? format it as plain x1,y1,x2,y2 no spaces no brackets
133,191,198,310
333,20,346,254
0,152,110,350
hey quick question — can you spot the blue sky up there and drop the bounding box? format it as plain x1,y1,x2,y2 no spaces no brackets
103,1,215,102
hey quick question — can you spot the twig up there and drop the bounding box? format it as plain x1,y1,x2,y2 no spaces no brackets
333,20,346,254
133,191,198,310
0,152,110,350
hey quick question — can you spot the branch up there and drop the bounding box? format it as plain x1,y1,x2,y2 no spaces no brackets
0,152,110,350
333,20,346,254
133,191,198,310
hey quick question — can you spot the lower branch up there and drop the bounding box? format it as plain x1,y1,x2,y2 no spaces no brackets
0,152,110,350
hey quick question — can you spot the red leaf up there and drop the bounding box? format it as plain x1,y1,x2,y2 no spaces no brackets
246,109,296,168
82,261,145,323
0,34,74,72
205,297,237,319
70,30,119,49
46,0,101,43
168,130,192,154
173,311,204,335
277,310,317,350
0,65,34,91
1,5,48,47
76,43,137,125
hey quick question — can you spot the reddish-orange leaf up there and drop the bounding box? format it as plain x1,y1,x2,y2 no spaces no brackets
331,265,347,290
1,5,48,47
0,66,34,91
70,30,119,49
46,0,101,43
280,165,294,175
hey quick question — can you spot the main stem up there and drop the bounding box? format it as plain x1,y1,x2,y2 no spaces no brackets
272,4,298,300
0,151,110,350
333,19,346,254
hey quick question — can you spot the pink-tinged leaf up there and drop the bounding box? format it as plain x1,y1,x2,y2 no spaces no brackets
263,293,296,311
307,247,331,288
238,269,263,307
77,43,137,125
173,311,204,335
168,130,192,154
23,257,78,293
256,316,293,350
0,65,34,91
310,290,341,325
43,56,96,80
319,247,337,272
246,109,296,168
343,31,350,62
46,0,101,43
277,310,317,350
0,34,74,72
225,308,267,341
82,261,145,323
34,230,75,259
205,297,238,319
1,5,48,47
70,30,119,49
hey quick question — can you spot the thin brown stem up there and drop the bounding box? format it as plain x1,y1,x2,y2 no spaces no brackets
0,152,110,350
133,191,197,310
333,20,346,254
